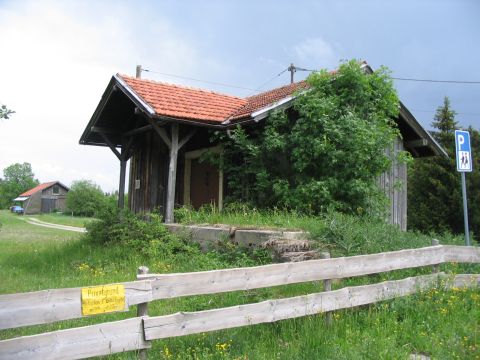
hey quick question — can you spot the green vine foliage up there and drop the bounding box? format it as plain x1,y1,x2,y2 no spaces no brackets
211,60,406,216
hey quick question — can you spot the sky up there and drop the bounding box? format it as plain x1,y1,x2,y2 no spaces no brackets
0,0,479,192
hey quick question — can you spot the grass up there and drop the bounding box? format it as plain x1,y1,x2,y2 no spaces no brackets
0,209,479,359
27,212,95,228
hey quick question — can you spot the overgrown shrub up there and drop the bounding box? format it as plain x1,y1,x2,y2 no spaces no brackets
208,60,408,216
85,208,198,258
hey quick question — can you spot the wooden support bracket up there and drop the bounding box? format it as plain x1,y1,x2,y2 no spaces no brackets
99,132,122,160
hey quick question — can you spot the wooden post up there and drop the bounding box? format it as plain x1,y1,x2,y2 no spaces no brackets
165,123,179,223
320,251,332,326
431,239,440,273
137,266,149,360
118,159,127,209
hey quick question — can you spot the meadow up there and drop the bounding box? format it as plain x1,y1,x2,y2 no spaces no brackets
0,209,478,359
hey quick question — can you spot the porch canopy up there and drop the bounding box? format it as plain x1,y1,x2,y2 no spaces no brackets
80,66,446,223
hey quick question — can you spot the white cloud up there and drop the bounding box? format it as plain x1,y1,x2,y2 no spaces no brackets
293,37,342,70
0,0,208,192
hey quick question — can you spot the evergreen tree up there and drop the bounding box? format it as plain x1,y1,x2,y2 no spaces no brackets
408,97,479,240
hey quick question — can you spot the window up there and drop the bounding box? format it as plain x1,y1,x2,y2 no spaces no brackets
52,185,60,195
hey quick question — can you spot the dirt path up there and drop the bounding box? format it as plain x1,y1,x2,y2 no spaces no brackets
25,218,87,233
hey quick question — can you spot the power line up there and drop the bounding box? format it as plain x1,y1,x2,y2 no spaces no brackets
412,109,480,116
393,77,480,84
253,68,288,92
287,66,480,85
142,68,257,92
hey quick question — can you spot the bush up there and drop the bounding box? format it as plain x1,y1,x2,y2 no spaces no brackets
213,60,407,216
85,208,200,258
66,180,107,217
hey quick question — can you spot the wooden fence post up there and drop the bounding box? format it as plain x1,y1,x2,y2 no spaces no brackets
431,239,440,274
320,252,332,326
137,266,150,360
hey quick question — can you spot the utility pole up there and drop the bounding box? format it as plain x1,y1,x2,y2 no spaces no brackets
136,65,142,79
288,63,296,84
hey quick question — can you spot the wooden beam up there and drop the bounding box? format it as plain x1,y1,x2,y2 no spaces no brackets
90,126,120,135
178,129,197,149
0,318,150,360
147,117,171,149
406,138,428,148
99,132,121,160
165,123,179,223
118,160,127,209
138,245,448,300
123,124,152,137
143,273,479,341
0,280,153,330
121,136,134,161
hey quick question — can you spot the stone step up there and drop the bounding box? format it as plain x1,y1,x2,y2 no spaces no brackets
279,251,320,262
261,238,314,252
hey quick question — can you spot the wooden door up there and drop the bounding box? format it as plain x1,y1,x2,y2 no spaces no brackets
190,159,219,209
41,198,56,213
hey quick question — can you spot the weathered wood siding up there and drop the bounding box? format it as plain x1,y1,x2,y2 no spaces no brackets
378,137,407,230
41,185,68,213
128,132,169,214
24,191,42,215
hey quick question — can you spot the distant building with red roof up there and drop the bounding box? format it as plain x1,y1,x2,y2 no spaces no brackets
80,64,446,229
14,181,69,214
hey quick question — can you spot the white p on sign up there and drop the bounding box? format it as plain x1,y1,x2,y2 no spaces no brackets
455,130,473,172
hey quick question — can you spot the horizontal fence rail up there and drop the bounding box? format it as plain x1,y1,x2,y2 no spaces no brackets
1,274,479,360
0,281,152,330
0,244,479,360
140,245,479,300
1,245,479,331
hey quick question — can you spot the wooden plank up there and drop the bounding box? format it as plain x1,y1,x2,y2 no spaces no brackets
144,273,480,340
2,245,477,331
0,281,152,330
0,317,150,360
178,129,197,149
98,132,121,160
165,123,179,223
123,124,152,137
141,245,447,300
147,117,171,149
443,245,480,263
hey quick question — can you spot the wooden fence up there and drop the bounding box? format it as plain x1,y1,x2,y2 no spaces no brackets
0,244,479,359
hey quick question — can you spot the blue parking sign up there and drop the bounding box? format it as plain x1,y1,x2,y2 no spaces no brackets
455,130,473,172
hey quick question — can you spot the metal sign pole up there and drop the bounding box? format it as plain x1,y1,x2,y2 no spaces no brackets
461,172,471,246
455,130,472,246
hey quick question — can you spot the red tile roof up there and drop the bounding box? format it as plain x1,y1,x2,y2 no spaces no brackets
230,81,308,120
118,75,307,124
120,75,246,123
19,181,57,197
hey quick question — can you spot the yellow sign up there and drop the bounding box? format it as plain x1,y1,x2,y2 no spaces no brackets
81,284,126,316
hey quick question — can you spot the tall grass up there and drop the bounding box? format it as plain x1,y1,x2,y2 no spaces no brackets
0,209,479,359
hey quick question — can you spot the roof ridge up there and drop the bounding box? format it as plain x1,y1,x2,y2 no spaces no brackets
117,74,246,101
246,80,308,100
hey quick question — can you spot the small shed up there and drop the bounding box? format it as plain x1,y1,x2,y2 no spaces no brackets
80,63,446,230
14,181,69,215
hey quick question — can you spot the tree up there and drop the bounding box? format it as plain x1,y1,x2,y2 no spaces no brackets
408,97,480,239
214,60,405,215
0,105,15,120
66,180,106,217
0,163,39,208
